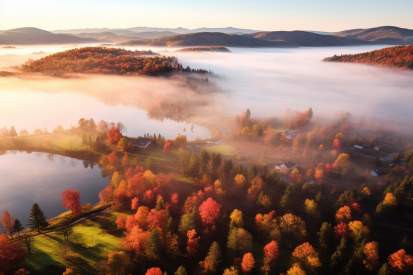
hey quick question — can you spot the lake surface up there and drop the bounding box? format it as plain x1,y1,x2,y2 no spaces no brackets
0,151,108,223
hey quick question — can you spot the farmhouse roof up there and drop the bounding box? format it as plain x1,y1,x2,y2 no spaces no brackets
133,138,151,147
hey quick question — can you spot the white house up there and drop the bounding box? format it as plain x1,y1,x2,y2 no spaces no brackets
284,130,298,140
132,138,151,149
370,170,378,177
354,145,364,149
275,161,297,174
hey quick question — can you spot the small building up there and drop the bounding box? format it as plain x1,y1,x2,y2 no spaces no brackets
275,161,297,174
284,130,298,140
374,145,383,151
371,168,384,177
132,138,151,149
308,180,315,185
354,145,364,149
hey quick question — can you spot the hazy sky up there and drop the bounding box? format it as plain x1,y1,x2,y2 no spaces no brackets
0,0,412,32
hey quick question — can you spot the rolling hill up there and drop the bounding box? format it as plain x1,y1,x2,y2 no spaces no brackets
323,46,413,69
243,31,375,46
175,46,231,52
117,32,295,47
70,31,179,43
0,27,99,45
333,26,413,45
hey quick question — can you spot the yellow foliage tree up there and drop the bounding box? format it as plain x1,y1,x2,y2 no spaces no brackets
291,242,321,273
287,263,306,275
230,209,244,228
234,174,246,188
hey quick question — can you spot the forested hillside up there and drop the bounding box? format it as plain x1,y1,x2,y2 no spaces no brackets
324,46,413,69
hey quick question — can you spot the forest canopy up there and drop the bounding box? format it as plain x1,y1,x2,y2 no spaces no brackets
21,47,207,76
323,46,413,69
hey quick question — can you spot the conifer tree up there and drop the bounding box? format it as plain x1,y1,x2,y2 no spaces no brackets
174,266,187,275
13,219,24,237
27,203,48,232
9,126,17,138
317,222,333,252
178,206,196,235
199,149,209,176
200,242,222,273
330,238,347,270
146,228,161,260
188,153,199,178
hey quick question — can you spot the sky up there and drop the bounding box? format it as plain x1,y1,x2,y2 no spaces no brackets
0,0,412,32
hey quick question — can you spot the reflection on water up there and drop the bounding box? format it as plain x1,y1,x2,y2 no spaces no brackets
0,151,108,223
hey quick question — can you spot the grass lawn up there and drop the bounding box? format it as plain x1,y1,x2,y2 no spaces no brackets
19,212,126,275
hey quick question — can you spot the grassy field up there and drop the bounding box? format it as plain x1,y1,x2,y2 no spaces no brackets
19,211,126,274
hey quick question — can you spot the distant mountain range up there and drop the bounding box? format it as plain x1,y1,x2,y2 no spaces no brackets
1,26,412,47
0,27,99,45
333,26,413,45
116,32,295,48
243,31,374,47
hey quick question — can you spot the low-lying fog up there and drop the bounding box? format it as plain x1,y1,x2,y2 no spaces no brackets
1,44,413,135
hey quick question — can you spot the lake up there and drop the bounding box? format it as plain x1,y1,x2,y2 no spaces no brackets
0,151,108,223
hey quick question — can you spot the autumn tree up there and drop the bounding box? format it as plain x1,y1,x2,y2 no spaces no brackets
388,249,413,274
279,213,307,247
376,193,398,215
199,198,221,228
223,266,239,275
107,127,122,144
200,242,222,273
146,228,161,260
106,251,133,275
27,203,49,232
186,229,200,258
174,266,188,275
363,241,380,271
247,176,265,199
287,263,306,275
146,267,163,275
178,206,196,235
241,253,255,274
262,241,279,274
0,234,26,272
116,214,127,230
227,228,253,259
230,209,244,229
335,206,352,223
61,189,83,217
234,174,246,188
99,186,114,206
131,197,139,210
2,210,15,238
291,242,321,273
333,138,341,152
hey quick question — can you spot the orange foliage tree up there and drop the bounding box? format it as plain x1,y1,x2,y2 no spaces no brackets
335,206,352,223
145,267,163,275
241,252,255,275
199,198,222,228
186,229,200,258
107,128,122,145
388,249,413,273
363,241,380,271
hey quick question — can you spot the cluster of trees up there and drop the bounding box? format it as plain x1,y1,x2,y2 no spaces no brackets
163,135,188,154
282,108,314,129
22,47,177,75
324,46,413,69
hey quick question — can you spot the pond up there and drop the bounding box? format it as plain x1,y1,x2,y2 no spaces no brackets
0,151,108,223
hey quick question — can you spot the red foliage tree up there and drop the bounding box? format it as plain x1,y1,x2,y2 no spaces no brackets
388,249,413,273
199,198,222,227
186,229,200,257
145,267,163,275
107,127,122,145
333,138,341,152
0,234,26,272
163,139,174,154
2,210,15,238
334,222,350,239
341,124,350,134
351,202,362,215
147,209,166,231
122,226,149,256
314,163,324,182
61,189,83,217
131,197,139,210
171,192,179,205
264,240,279,267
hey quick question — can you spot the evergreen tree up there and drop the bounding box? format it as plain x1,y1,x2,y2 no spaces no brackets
330,238,347,270
9,126,17,138
178,206,196,235
246,165,256,181
199,149,209,176
27,203,49,232
188,153,199,178
378,263,388,275
317,222,333,252
155,197,164,211
164,208,174,233
146,228,161,261
13,219,24,237
234,164,244,175
174,266,187,275
201,241,222,273
257,191,264,206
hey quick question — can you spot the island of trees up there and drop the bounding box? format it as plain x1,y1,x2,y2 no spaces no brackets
324,46,413,69
21,47,211,76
